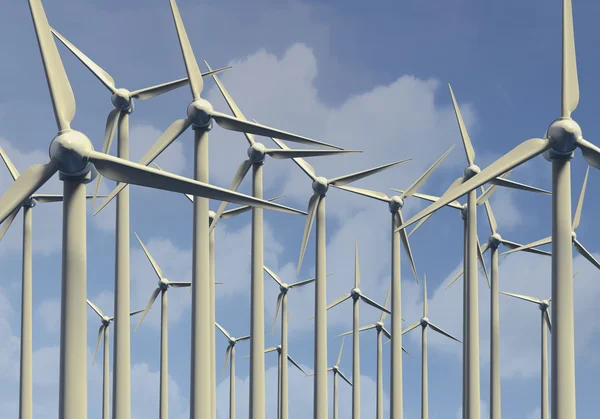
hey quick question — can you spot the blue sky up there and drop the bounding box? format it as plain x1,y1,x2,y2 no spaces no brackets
1,0,600,418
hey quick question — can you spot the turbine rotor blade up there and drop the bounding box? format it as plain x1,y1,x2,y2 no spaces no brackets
270,136,317,180
501,239,551,257
572,166,589,230
332,184,390,203
328,159,411,187
215,322,231,340
92,324,105,366
297,193,321,276
573,238,600,270
134,288,161,331
336,337,345,366
0,207,20,241
271,293,283,334
429,322,461,343
499,291,541,305
266,149,360,159
577,138,600,170
326,294,351,311
401,322,421,335
287,354,308,376
448,84,475,165
209,159,252,232
133,232,164,280
263,265,283,287
399,144,455,200
360,294,391,315
397,211,418,283
500,236,552,257
0,145,21,180
338,370,353,386
86,299,105,318
561,0,579,118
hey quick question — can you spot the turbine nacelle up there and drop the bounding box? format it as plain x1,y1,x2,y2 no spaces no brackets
547,118,582,156
539,300,550,311
110,88,134,112
22,197,36,208
488,233,503,248
571,231,577,241
159,278,170,290
247,143,266,164
351,288,361,299
312,176,329,195
49,130,95,177
279,284,289,294
187,98,214,128
420,316,429,327
460,203,468,220
388,195,404,212
101,316,112,327
463,164,481,181
208,210,216,224
375,321,385,330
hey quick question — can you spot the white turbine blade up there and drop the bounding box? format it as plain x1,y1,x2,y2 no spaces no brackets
396,138,552,232
336,324,376,338
0,207,20,241
572,166,589,230
215,322,231,340
287,354,308,376
50,27,116,92
168,0,203,98
393,190,462,210
380,284,391,323
297,193,321,276
212,112,343,150
402,322,421,335
481,192,498,234
0,162,58,225
487,177,551,196
354,239,360,288
209,159,252,231
500,291,541,305
445,268,463,290
222,345,232,377
577,138,600,170
152,162,194,203
326,294,352,311
448,84,475,165
402,347,412,358
221,196,285,219
331,184,390,203
573,239,600,270
561,0,579,118
338,370,353,386
289,277,316,289
429,322,462,343
399,144,455,199
130,309,144,316
381,327,392,340
270,136,317,180
397,210,418,283
30,194,65,203
130,66,231,100
92,108,122,210
133,232,163,280
500,236,552,257
205,59,253,144
477,237,490,289
545,310,553,333
29,0,76,131
86,299,105,319
92,325,105,367
423,273,428,317
266,149,360,159
271,293,283,334
88,151,305,216
237,335,251,342
135,288,161,331
263,265,283,287
264,347,278,354
501,239,551,256
336,337,345,366
169,282,192,288
328,159,411,187
0,145,21,180
93,117,194,215
360,294,391,315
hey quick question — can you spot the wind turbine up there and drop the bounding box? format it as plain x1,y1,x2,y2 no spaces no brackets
48,29,227,419
153,161,284,416
326,240,391,419
133,232,194,419
96,1,337,416
500,291,553,419
272,137,408,419
331,144,454,419
307,337,353,419
201,66,353,419
337,285,411,419
5,2,300,417
216,322,251,419
396,1,600,416
0,146,99,419
501,167,600,270
402,274,461,419
87,299,143,419
263,264,323,419
396,84,550,419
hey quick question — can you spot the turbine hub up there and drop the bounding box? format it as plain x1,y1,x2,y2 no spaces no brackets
159,278,169,290
571,231,577,240
229,339,236,346
280,284,289,294
49,129,95,177
312,176,329,195
23,197,36,208
488,233,502,248
463,164,481,180
187,98,214,128
247,142,266,163
547,118,581,155
389,196,404,212
111,88,133,112
351,288,361,299
539,300,550,311
376,321,384,330
420,316,429,326
208,210,216,224
461,204,468,220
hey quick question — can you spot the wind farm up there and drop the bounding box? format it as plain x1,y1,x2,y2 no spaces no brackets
1,1,599,419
